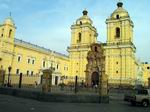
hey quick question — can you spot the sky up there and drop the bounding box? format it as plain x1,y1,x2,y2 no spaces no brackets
0,0,150,62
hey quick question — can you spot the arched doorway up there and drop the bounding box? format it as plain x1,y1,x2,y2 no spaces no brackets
91,72,99,86
55,76,59,85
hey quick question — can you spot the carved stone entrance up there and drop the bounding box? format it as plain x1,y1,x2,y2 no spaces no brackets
91,72,99,86
85,43,109,103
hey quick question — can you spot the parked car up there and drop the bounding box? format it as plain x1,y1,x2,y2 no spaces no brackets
124,89,150,107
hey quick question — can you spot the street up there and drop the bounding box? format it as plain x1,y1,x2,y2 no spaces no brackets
0,94,149,112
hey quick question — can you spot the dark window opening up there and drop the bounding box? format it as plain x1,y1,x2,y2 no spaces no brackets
147,67,150,69
77,33,81,43
116,71,118,74
31,71,33,76
16,69,19,75
66,76,68,79
9,29,12,38
28,59,30,64
32,60,35,64
27,71,29,75
116,62,118,64
116,15,120,19
43,61,45,67
55,76,58,85
18,56,21,62
1,29,4,37
138,90,148,95
116,27,120,38
57,64,59,69
80,21,82,25
95,46,98,52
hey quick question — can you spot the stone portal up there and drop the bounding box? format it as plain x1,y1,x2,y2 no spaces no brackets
91,72,99,86
85,43,109,103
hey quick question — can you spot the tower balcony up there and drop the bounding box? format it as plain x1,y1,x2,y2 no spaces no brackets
67,44,91,52
104,41,136,53
106,41,136,48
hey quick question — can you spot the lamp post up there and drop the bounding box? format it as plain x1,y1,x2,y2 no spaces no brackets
7,66,12,86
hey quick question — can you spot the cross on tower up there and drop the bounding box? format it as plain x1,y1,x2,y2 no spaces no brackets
9,12,12,17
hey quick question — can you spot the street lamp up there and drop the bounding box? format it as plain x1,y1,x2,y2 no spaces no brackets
7,66,12,86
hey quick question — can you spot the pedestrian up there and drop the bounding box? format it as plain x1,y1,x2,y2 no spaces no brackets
4,80,7,87
95,84,98,92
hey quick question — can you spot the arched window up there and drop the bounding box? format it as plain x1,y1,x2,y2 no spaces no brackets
116,15,119,19
77,33,81,43
43,61,45,67
95,46,98,52
116,27,120,38
80,21,82,25
9,29,12,38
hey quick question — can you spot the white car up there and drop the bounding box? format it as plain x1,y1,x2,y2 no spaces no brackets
124,89,150,107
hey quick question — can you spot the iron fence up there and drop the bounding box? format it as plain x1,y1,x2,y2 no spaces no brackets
1,73,143,95
1,74,100,94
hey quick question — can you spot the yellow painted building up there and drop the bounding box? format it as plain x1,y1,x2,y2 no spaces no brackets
0,17,69,85
0,2,142,86
105,2,137,86
67,10,98,82
142,62,150,86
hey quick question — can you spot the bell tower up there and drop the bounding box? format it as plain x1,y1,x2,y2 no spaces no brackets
105,2,136,86
70,10,97,47
0,16,16,72
106,2,134,44
68,10,98,80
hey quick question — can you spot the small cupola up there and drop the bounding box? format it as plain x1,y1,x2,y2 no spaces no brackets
82,10,88,16
110,2,130,19
76,10,93,25
3,17,15,26
117,2,123,8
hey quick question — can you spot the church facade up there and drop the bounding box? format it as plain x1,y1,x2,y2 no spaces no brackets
0,2,145,86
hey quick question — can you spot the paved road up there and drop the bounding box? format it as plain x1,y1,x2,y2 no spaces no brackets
0,94,149,112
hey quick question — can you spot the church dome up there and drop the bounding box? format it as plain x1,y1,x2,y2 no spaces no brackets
76,10,93,25
3,17,15,26
110,2,130,19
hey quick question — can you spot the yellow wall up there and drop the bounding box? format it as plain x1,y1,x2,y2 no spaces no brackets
68,10,98,82
0,18,16,74
142,63,150,86
0,18,70,85
105,3,136,86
